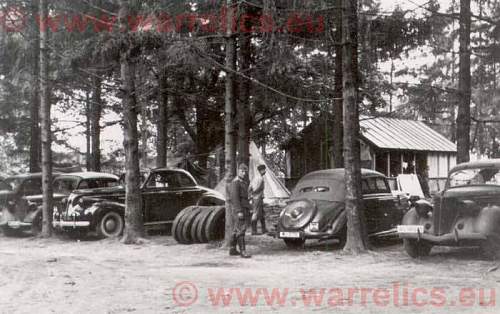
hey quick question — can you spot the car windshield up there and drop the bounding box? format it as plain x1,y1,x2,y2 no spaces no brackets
448,167,500,187
53,177,79,194
1,177,23,191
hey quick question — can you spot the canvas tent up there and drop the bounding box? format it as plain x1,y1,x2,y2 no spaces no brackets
214,142,291,204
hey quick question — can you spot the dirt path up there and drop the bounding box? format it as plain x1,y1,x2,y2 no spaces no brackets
1,234,499,313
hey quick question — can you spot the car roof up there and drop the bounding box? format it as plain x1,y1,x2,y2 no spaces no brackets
6,173,45,179
300,168,386,181
55,172,119,180
450,159,500,172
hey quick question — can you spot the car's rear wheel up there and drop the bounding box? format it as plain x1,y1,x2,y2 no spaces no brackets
97,211,124,238
284,238,305,249
403,239,432,258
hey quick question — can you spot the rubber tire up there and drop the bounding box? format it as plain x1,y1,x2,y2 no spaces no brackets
181,208,203,244
171,206,195,242
284,238,306,249
175,206,199,244
403,239,432,258
337,225,347,248
196,208,214,243
97,211,124,238
191,209,211,243
204,206,225,242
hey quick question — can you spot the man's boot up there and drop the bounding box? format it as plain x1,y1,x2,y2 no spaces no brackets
251,220,258,235
260,218,268,235
229,234,239,256
238,236,251,258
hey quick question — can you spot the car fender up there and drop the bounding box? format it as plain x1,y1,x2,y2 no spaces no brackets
87,202,125,229
23,207,42,224
330,209,346,235
475,205,500,237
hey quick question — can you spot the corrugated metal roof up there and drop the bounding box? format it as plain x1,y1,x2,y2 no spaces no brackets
360,117,457,153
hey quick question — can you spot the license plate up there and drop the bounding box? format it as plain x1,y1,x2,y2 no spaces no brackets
280,231,300,238
397,225,424,234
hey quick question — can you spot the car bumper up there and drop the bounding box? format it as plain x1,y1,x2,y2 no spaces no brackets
398,229,487,245
53,220,90,228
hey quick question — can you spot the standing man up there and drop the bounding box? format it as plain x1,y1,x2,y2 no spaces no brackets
249,164,267,235
228,163,251,258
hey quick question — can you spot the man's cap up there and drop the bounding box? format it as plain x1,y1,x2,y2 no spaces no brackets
257,164,266,171
238,163,249,171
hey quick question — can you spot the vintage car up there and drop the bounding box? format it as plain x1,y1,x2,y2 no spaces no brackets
0,172,119,236
398,159,500,259
274,169,406,248
52,168,224,238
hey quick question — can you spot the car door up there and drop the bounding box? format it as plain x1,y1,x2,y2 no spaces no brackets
362,177,399,234
142,171,180,224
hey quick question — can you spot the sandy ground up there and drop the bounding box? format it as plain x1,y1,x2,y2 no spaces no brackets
1,232,500,314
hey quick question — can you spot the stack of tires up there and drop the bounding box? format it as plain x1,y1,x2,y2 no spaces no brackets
172,205,225,244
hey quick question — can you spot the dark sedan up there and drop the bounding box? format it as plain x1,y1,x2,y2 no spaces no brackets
274,169,406,248
53,168,224,238
0,172,119,235
398,159,500,259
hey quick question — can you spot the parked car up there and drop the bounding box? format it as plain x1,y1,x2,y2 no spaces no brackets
53,168,224,238
273,169,407,248
398,159,500,259
0,172,119,236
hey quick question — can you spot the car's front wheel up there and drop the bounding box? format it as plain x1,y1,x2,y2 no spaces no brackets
403,239,432,258
97,211,124,238
284,238,305,249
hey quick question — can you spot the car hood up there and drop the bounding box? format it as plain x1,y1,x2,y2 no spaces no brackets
442,185,500,201
197,186,225,201
25,193,68,203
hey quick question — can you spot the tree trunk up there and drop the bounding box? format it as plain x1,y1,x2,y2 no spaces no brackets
156,70,168,168
224,0,238,246
332,0,344,169
39,0,53,237
30,0,41,173
85,89,91,170
90,76,102,171
119,0,145,244
342,0,368,254
456,0,471,163
237,5,252,167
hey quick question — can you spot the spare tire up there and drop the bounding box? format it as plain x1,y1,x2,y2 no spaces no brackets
205,206,225,242
175,206,200,244
280,199,316,230
181,207,204,244
191,208,213,243
172,206,195,242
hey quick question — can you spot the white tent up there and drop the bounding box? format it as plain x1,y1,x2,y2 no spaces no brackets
215,142,291,203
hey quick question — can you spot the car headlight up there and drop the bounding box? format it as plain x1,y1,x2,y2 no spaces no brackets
309,221,319,232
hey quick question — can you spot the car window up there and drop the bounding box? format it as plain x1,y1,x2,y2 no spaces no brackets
449,168,500,187
53,177,78,194
0,180,11,191
147,172,178,188
362,178,390,194
22,178,42,196
176,173,196,187
94,178,120,188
